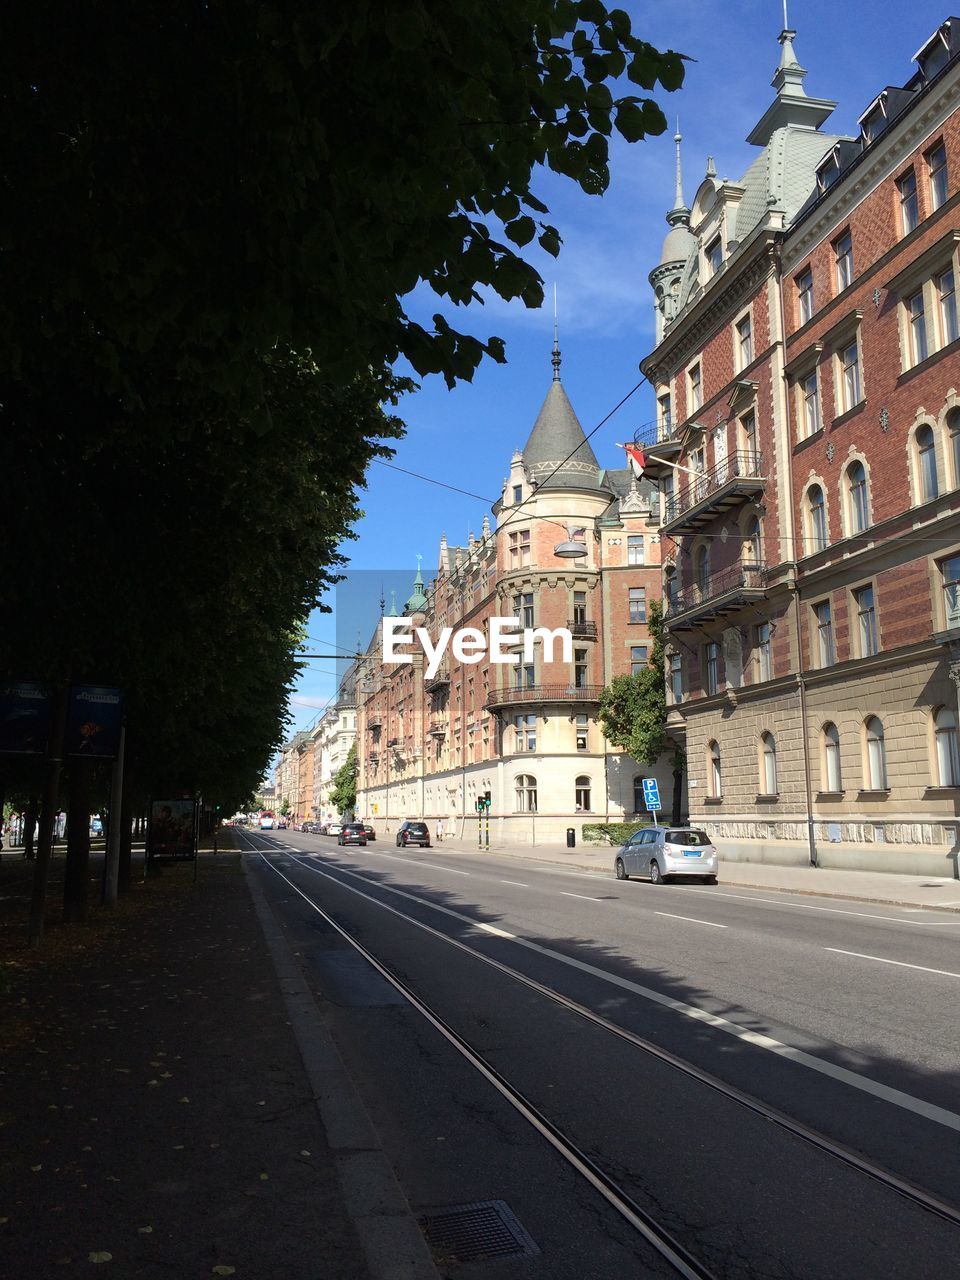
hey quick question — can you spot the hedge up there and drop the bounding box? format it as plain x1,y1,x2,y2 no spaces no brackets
581,820,653,846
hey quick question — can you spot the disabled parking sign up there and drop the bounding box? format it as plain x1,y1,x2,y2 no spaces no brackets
642,779,661,812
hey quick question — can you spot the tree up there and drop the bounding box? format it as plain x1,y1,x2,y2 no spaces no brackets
598,600,685,822
330,744,358,818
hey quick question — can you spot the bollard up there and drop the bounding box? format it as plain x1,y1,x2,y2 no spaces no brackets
566,828,575,849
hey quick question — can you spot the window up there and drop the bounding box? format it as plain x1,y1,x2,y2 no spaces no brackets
514,714,537,752
847,461,869,533
815,599,835,666
916,424,939,501
509,529,531,568
940,553,960,627
658,393,672,433
823,723,842,792
839,339,862,411
576,714,589,752
633,777,645,813
935,707,960,786
708,740,722,797
799,369,821,438
520,592,534,628
760,732,778,795
835,231,854,291
907,289,928,365
574,649,588,688
797,268,814,324
743,515,761,566
807,484,828,552
854,583,878,656
898,169,919,235
707,235,723,276
928,142,948,211
670,653,683,702
628,587,647,623
689,363,702,413
627,535,644,565
630,645,648,676
515,774,537,812
739,410,757,458
513,484,523,504
705,641,720,695
513,663,535,690
572,590,587,626
694,545,710,594
865,717,888,789
938,268,958,346
755,622,772,681
736,313,753,368
575,776,592,811
951,409,960,489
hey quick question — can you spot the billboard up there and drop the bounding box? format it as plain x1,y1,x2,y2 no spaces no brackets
146,799,198,861
0,682,51,754
65,685,124,758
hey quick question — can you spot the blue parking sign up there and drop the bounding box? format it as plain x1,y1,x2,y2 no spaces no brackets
642,778,661,812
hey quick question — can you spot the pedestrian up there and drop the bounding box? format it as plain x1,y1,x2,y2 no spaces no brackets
435,817,444,844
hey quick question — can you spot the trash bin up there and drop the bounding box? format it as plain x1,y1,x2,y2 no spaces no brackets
566,828,576,848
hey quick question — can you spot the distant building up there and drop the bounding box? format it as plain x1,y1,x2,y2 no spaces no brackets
640,16,960,872
356,344,675,842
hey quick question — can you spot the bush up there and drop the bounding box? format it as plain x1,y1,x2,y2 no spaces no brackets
581,820,652,846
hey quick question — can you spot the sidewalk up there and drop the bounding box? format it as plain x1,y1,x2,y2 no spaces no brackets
0,852,434,1279
431,834,960,912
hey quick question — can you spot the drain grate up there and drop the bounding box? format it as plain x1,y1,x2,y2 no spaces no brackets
419,1199,540,1263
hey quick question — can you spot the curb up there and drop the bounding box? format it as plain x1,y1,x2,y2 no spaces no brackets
243,854,439,1280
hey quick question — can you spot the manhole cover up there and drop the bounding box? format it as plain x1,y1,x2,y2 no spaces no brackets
420,1199,540,1263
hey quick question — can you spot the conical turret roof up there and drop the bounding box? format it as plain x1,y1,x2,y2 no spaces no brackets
521,379,603,492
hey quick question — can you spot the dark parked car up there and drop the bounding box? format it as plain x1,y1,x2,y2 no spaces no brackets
338,822,368,847
362,824,376,841
396,821,430,848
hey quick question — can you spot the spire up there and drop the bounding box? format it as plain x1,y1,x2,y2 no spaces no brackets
746,13,835,146
404,554,428,614
551,283,561,381
386,589,398,618
671,122,686,217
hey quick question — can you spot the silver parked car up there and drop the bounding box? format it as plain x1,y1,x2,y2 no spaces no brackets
614,826,718,885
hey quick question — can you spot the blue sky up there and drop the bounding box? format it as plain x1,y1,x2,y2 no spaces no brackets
286,0,953,732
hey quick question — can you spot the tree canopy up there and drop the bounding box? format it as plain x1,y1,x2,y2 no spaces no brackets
598,599,668,765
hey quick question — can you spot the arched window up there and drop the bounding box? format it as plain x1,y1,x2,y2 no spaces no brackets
743,515,762,566
760,732,778,794
916,425,939,502
633,776,645,813
934,707,960,786
708,740,722,797
807,484,827,553
575,775,592,811
846,461,870,534
865,717,888,789
695,545,710,595
515,774,537,813
823,722,842,792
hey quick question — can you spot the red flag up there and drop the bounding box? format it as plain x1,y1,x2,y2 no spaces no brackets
624,443,646,479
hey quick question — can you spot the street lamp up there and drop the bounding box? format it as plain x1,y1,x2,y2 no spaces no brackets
552,524,589,559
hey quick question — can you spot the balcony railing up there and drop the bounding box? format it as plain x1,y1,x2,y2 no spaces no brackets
567,619,598,639
663,451,766,533
428,719,447,736
665,561,768,629
367,716,382,730
425,666,450,691
485,683,604,710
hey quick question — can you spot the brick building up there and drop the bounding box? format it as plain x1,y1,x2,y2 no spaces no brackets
355,351,675,842
640,16,960,873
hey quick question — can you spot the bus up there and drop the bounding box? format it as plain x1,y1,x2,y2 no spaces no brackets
259,811,275,830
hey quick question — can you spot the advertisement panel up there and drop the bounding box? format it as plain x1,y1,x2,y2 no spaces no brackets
65,685,124,758
147,799,198,861
0,682,51,754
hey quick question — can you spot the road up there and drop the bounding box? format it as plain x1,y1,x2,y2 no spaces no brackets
240,827,960,1279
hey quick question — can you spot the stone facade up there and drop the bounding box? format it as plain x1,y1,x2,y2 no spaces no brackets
641,17,960,872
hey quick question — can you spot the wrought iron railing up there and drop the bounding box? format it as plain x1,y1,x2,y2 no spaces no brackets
485,684,604,708
665,561,768,619
567,619,598,639
664,450,764,523
428,719,447,736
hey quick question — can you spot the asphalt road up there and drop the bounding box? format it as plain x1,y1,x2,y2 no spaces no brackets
243,827,960,1280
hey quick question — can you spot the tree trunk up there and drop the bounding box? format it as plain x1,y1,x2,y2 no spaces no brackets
23,796,38,859
63,760,93,923
117,785,134,894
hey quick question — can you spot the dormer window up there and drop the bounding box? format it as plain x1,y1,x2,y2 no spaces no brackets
817,151,841,194
860,106,886,146
916,27,951,82
706,235,723,276
513,484,523,504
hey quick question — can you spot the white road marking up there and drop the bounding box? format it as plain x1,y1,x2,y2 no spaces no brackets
476,923,516,939
500,880,529,887
683,886,953,926
826,948,960,979
655,911,727,929
560,891,604,902
288,854,960,1134
365,850,471,876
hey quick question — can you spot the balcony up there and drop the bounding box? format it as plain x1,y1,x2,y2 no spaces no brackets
567,619,598,640
367,716,382,730
662,451,766,536
485,683,604,710
425,666,450,692
665,561,769,631
428,719,447,737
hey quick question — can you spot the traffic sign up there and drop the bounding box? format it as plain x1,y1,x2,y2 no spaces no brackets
642,778,661,812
